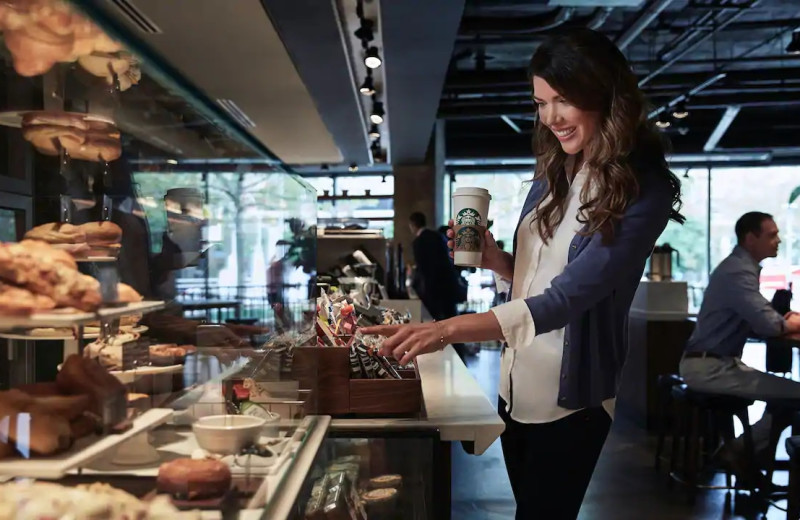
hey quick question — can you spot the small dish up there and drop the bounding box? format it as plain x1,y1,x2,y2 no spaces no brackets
192,415,266,455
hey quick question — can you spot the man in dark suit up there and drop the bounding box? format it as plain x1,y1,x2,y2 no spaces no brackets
409,212,465,358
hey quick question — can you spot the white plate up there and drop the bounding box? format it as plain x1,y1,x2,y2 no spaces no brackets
0,325,149,341
75,257,118,263
80,429,287,477
110,364,183,384
0,110,114,129
0,301,164,330
0,408,172,479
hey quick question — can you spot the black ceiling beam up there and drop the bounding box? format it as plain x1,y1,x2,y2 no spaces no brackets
457,8,615,36
439,92,800,119
444,66,800,92
638,6,752,87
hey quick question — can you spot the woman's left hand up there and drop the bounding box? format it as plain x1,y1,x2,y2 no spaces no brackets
360,323,445,365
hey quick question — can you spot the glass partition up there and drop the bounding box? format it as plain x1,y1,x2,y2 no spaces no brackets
0,0,318,514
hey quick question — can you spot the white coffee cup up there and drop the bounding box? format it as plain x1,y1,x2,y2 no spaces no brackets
452,187,491,267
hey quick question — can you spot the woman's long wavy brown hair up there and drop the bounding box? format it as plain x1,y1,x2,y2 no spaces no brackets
528,27,684,243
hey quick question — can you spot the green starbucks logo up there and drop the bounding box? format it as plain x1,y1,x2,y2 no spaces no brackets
455,226,481,252
456,208,482,227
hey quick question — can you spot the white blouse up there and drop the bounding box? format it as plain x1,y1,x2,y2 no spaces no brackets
490,169,615,424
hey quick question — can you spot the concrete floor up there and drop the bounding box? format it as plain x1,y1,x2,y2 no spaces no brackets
451,344,794,519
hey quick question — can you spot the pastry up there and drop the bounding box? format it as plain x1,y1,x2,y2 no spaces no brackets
0,241,101,310
0,0,125,77
369,474,403,489
150,344,191,366
79,221,122,246
56,354,127,427
23,223,86,245
83,332,140,370
157,458,232,499
0,389,72,455
19,238,79,269
0,282,56,315
0,480,198,519
117,282,142,303
21,110,90,130
78,51,131,77
21,123,84,155
362,487,398,504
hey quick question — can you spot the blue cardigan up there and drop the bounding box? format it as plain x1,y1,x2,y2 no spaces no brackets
508,167,674,409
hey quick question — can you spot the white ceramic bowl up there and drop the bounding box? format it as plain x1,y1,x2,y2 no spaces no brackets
192,414,267,455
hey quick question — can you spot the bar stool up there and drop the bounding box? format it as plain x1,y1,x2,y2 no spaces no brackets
654,373,685,470
787,436,800,520
669,384,755,501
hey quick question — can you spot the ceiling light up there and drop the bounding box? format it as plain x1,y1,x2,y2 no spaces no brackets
369,124,381,140
655,112,671,129
354,19,374,42
672,101,689,119
787,31,800,54
677,125,689,136
349,163,358,172
359,75,375,96
166,159,178,165
370,101,385,125
365,47,382,69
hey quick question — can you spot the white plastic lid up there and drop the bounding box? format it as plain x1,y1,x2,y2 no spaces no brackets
452,187,491,200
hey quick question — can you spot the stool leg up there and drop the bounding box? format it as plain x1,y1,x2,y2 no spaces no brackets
655,386,667,470
686,406,701,502
764,409,794,483
735,409,761,496
669,400,684,487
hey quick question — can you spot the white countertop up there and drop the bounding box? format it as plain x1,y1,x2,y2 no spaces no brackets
331,346,505,455
629,308,697,321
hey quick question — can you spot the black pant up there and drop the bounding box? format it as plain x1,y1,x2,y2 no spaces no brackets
498,397,611,520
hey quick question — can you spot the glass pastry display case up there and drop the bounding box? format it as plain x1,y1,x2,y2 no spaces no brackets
0,2,502,518
0,0,327,517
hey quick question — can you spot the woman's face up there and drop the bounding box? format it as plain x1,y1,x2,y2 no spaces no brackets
532,76,600,156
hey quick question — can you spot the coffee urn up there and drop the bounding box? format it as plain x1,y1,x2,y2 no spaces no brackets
648,243,679,281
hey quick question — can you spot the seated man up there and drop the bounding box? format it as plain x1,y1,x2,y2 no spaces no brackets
680,211,800,484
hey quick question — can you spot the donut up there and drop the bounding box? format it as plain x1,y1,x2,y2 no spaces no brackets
157,458,232,500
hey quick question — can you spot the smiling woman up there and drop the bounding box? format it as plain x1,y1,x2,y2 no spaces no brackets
364,27,685,520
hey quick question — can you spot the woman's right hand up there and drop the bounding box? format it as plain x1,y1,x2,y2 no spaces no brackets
446,219,503,272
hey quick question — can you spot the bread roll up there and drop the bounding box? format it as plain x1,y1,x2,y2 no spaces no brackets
23,223,85,245
0,282,56,315
79,221,122,246
67,136,122,162
19,239,79,269
157,458,232,499
78,52,131,77
117,283,142,303
22,111,90,130
0,389,72,455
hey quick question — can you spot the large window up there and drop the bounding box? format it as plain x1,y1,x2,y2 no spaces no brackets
710,166,800,301
445,165,800,311
657,167,709,308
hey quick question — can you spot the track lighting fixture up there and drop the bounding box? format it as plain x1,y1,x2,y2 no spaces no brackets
672,101,689,119
359,73,375,95
370,101,385,125
368,124,381,140
354,18,374,42
655,112,671,129
787,31,800,54
365,46,382,69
